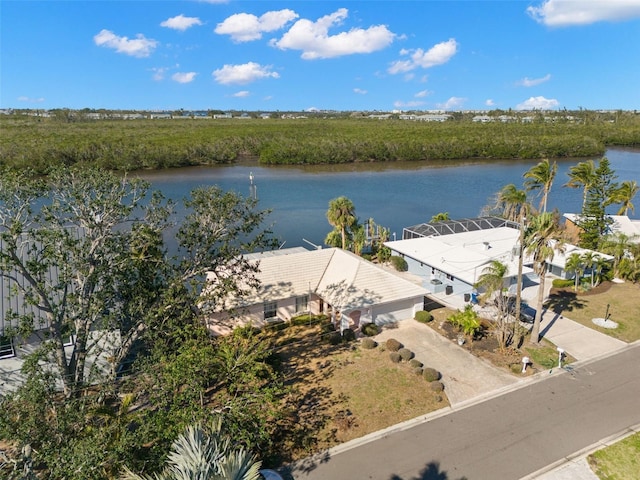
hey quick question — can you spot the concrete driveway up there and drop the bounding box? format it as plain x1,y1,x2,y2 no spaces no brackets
374,320,521,406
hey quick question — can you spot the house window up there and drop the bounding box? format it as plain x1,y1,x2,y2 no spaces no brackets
296,295,309,313
0,336,16,359
263,301,278,321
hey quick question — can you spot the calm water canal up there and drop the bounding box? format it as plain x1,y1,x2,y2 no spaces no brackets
137,148,640,249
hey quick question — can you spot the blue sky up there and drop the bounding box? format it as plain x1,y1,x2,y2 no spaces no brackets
2,0,640,112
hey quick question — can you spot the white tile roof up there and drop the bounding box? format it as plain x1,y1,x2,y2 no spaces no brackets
211,247,428,310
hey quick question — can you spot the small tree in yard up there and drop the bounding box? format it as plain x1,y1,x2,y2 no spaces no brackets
447,305,481,341
474,260,511,350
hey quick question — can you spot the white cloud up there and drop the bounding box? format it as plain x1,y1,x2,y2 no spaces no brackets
516,96,560,110
436,96,466,110
485,99,496,107
388,38,458,74
17,96,45,103
151,67,169,81
215,10,298,42
271,8,395,59
393,100,426,108
353,88,367,95
517,73,552,87
172,72,197,83
233,91,251,97
94,29,158,57
161,14,203,31
212,62,279,85
527,0,640,26
415,90,431,98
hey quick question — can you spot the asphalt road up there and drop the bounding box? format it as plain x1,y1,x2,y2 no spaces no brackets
288,343,640,480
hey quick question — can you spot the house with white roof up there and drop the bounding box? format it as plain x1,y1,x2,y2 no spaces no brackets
205,247,429,335
386,217,613,304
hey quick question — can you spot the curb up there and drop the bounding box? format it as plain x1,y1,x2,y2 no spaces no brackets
520,422,640,479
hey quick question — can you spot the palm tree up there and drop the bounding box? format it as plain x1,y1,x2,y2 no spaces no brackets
494,184,531,222
565,253,583,291
599,232,631,278
580,251,595,287
590,255,607,287
525,212,564,345
121,421,262,480
430,212,450,222
524,159,558,213
565,160,596,212
474,260,511,350
326,196,357,250
610,180,638,216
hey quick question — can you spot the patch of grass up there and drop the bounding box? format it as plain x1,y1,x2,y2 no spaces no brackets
588,432,640,480
546,282,640,342
524,341,575,370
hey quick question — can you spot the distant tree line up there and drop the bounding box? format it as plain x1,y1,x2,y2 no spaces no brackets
1,113,639,174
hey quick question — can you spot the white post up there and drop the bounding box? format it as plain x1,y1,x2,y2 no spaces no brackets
557,347,564,368
521,356,530,374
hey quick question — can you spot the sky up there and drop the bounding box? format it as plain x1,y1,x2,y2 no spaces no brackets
2,0,640,112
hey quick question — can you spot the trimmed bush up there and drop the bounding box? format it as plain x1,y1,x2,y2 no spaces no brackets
409,359,423,369
361,337,377,349
430,381,445,392
412,367,423,376
361,322,380,337
390,255,408,272
389,352,402,363
552,278,574,288
398,348,414,361
414,310,433,323
341,328,356,342
327,332,342,345
320,321,336,335
423,367,440,382
264,319,288,332
291,313,328,326
386,338,402,352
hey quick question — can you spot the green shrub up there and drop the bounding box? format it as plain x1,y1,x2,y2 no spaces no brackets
398,348,413,361
361,322,380,337
361,337,377,349
264,319,288,332
447,305,481,337
389,352,402,363
409,359,423,369
320,321,336,335
552,278,574,288
414,310,433,323
341,328,356,342
390,255,408,272
327,332,342,345
430,381,445,392
423,367,440,382
412,367,423,376
291,313,328,326
386,338,402,352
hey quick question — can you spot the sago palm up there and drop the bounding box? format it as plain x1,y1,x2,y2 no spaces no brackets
121,421,262,480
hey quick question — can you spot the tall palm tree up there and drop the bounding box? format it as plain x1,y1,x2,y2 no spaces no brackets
524,159,558,213
610,180,638,216
565,253,583,291
565,160,596,212
525,212,564,345
494,184,531,222
121,422,262,480
326,196,357,250
580,251,595,287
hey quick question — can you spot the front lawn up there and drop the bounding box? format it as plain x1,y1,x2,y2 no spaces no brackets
588,431,640,480
264,324,448,463
546,281,640,342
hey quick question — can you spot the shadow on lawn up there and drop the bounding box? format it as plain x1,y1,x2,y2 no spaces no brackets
546,289,586,315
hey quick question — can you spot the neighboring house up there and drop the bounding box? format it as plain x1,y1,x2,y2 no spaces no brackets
0,235,121,393
205,247,429,335
386,217,613,304
563,214,640,244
